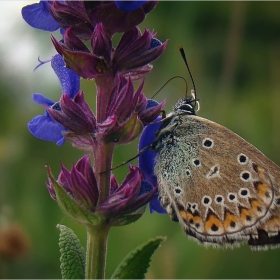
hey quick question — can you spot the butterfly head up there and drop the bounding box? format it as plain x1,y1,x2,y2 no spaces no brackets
173,90,199,116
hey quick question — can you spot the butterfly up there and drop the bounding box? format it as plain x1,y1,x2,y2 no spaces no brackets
146,48,280,250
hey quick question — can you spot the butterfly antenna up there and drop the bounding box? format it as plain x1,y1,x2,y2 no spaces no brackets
178,45,197,100
151,76,188,99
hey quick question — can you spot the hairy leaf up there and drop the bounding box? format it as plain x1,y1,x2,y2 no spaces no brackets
57,224,85,279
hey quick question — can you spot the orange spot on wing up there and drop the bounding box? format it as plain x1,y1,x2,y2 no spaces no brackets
255,182,271,201
179,210,188,220
185,212,200,221
205,215,224,233
240,208,254,224
257,166,266,175
184,212,203,229
224,212,240,229
250,199,265,216
193,216,202,223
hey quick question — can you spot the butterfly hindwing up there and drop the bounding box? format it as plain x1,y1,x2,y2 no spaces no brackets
154,111,280,249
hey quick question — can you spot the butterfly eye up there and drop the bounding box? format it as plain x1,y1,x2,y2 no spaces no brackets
240,171,251,181
215,195,224,204
174,187,182,195
237,153,248,164
238,188,249,198
202,138,214,148
202,195,212,206
227,193,237,202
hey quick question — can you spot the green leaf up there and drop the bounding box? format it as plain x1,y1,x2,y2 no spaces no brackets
111,236,166,279
57,224,86,279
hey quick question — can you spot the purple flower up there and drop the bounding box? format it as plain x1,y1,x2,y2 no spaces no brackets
139,116,166,214
24,0,167,225
47,156,156,226
22,1,156,36
47,75,164,150
98,165,156,219
96,75,165,145
51,27,109,80
22,1,60,32
52,155,99,210
112,27,167,78
52,25,167,80
48,1,158,39
46,155,101,225
47,91,97,151
28,54,80,146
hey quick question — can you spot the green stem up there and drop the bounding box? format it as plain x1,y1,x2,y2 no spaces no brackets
87,140,113,279
85,224,110,279
87,72,115,278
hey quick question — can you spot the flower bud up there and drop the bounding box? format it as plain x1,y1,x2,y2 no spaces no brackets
46,155,102,225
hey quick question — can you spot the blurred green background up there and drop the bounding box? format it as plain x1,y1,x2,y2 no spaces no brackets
1,1,280,278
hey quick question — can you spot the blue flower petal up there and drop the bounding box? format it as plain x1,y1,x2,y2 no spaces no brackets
115,0,148,12
51,54,80,98
139,116,161,184
146,99,159,109
138,180,153,196
149,38,162,50
21,1,60,32
28,112,66,146
139,116,166,214
149,195,167,214
32,93,54,106
28,55,80,145
60,28,66,37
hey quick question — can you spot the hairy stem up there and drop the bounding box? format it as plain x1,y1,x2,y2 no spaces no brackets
86,138,114,278
86,73,116,279
85,224,110,279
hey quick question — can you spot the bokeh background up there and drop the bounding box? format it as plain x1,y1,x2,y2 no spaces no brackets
1,1,280,278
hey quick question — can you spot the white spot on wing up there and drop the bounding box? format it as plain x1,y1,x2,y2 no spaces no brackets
206,164,220,179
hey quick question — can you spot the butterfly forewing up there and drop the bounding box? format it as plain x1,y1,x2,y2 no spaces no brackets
153,111,280,249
